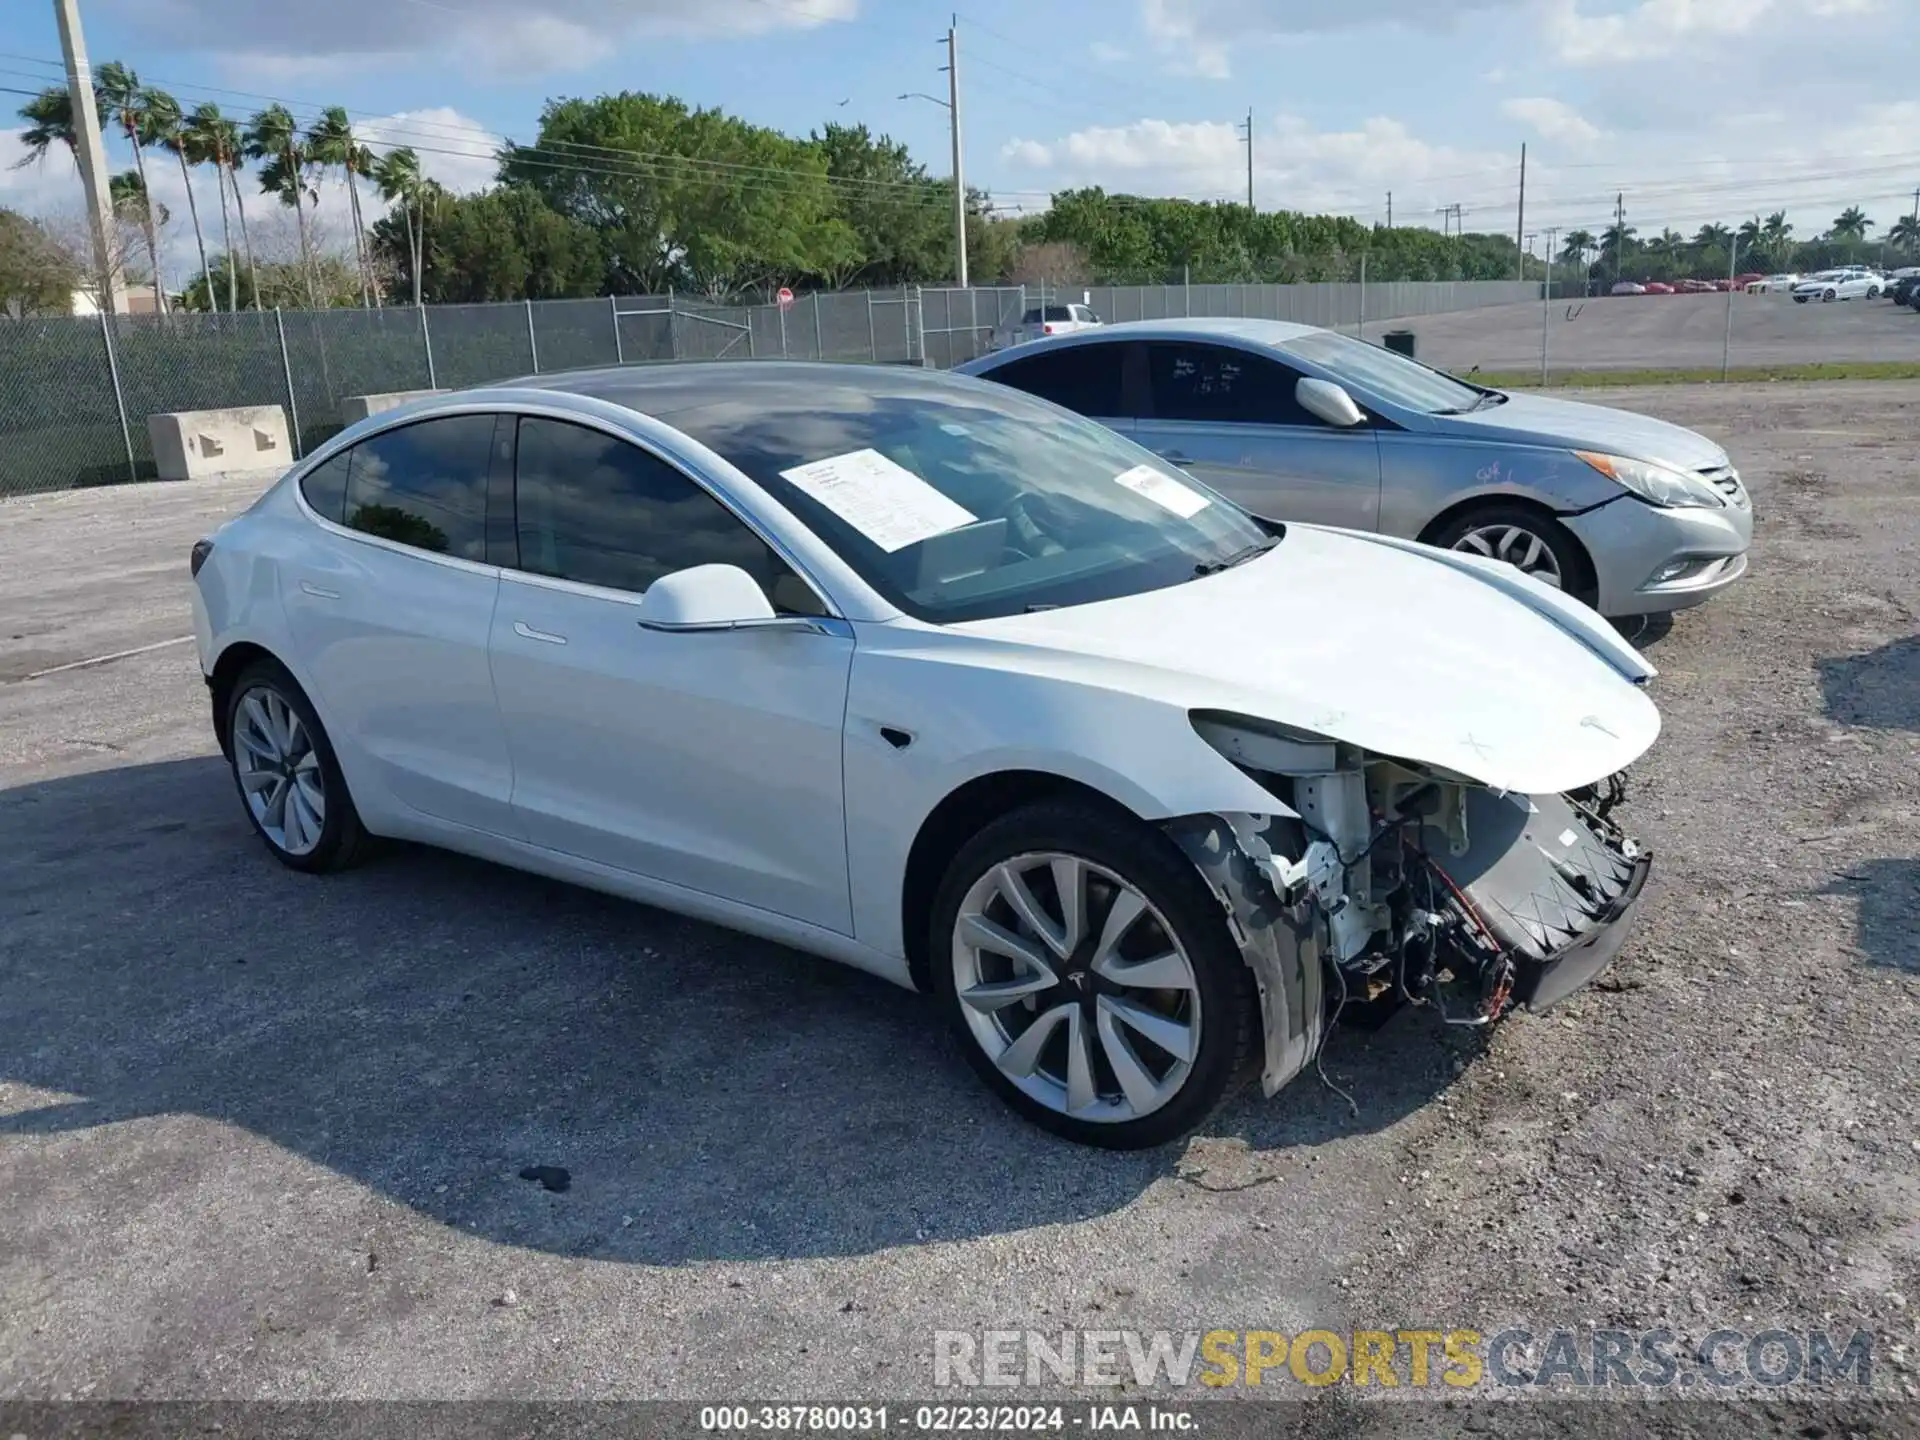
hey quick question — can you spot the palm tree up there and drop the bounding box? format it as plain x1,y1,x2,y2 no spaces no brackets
147,88,217,312
1761,211,1793,268
1737,215,1762,258
185,103,253,310
13,85,81,167
373,146,427,305
1600,220,1637,283
245,104,315,307
1693,222,1733,252
1890,214,1920,257
1831,206,1872,242
307,107,373,306
108,169,168,307
95,62,168,314
1655,227,1686,267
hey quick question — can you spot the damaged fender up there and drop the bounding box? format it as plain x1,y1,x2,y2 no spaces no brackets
1167,812,1327,1097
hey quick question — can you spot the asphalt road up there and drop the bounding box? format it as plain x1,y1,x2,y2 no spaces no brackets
3,388,1918,1429
1398,290,1920,374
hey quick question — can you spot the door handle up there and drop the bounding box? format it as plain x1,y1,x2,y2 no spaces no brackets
512,621,568,646
300,581,339,599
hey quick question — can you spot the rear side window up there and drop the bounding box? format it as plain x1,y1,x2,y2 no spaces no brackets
983,344,1125,416
342,415,494,560
1146,342,1311,426
298,452,350,524
512,417,814,607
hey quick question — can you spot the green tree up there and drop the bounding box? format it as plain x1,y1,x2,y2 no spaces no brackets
1830,206,1872,241
805,122,954,287
369,183,602,302
146,88,219,311
503,92,857,296
95,62,168,313
307,107,375,306
0,206,80,317
373,147,428,305
14,85,88,167
1760,211,1793,268
245,104,316,306
1558,228,1595,276
1889,213,1920,257
185,103,253,310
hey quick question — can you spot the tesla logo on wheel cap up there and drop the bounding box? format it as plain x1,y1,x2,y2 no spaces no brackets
1067,971,1089,991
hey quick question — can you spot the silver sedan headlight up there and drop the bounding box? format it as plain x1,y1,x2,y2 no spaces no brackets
1574,451,1728,509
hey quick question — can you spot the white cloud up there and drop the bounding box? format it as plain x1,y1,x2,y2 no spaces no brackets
1502,97,1607,146
1139,0,1524,76
97,0,857,74
1090,41,1131,62
1541,0,1884,64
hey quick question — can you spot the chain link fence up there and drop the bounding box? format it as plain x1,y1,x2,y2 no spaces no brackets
1,279,1552,499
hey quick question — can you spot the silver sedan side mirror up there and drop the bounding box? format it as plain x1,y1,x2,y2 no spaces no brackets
1296,377,1367,428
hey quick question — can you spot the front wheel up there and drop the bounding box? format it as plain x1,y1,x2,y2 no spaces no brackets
1823,289,1837,302
930,800,1256,1149
1430,504,1595,607
1794,294,1809,304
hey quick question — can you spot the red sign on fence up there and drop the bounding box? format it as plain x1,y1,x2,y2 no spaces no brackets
777,287,795,311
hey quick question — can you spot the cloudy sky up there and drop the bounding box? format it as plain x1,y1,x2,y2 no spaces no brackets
3,0,1917,275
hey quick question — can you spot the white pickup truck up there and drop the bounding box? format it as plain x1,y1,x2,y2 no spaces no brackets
987,303,1103,351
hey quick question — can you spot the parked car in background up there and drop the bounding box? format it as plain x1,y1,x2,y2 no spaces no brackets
957,318,1753,620
189,361,1662,1147
1611,281,1648,296
1643,282,1676,295
1675,278,1716,294
1732,273,1767,289
1747,273,1800,293
1883,268,1920,304
1793,270,1880,302
988,303,1103,351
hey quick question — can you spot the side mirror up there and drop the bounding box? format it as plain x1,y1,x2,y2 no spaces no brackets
636,564,779,632
1296,377,1367,428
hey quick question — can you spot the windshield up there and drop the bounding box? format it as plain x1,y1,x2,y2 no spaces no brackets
1279,330,1487,415
665,380,1274,624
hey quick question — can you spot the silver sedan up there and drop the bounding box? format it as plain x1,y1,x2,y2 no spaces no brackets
956,318,1753,618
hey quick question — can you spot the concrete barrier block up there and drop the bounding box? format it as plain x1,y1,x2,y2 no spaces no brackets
340,389,447,425
146,406,291,481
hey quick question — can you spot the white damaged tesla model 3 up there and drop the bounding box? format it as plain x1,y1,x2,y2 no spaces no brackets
190,362,1658,1148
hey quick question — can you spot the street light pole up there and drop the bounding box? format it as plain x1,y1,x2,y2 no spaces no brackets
946,21,967,288
53,0,121,313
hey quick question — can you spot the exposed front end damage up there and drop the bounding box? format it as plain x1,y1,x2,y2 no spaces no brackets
1168,713,1653,1097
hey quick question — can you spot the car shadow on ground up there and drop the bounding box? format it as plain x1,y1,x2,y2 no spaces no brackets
1820,858,1920,974
1818,635,1920,731
0,757,1461,1266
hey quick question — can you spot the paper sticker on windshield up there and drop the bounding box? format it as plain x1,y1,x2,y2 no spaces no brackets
779,448,977,553
1114,464,1209,519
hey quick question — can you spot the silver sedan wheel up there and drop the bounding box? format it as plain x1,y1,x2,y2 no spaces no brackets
233,684,326,857
1451,523,1564,588
951,851,1201,1124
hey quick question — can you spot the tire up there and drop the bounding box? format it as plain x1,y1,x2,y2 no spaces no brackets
1428,503,1596,608
225,657,372,873
1823,289,1837,302
1794,295,1809,304
929,799,1257,1149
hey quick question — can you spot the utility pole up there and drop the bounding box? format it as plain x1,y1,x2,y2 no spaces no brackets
1613,192,1626,287
1542,225,1558,384
1386,191,1392,229
1238,110,1254,210
1515,143,1527,280
53,0,121,313
945,20,967,288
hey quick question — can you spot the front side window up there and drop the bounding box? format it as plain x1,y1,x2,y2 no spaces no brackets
512,416,814,609
1146,342,1314,426
342,414,494,560
983,344,1124,416
664,378,1273,624
1279,330,1486,415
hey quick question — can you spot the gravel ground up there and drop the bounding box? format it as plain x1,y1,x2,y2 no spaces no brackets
1403,291,1920,373
2,383,1917,1433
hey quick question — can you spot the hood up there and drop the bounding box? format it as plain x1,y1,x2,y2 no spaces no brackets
955,524,1660,797
1439,390,1730,473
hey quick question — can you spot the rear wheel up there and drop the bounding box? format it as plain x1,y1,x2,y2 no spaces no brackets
226,658,371,873
930,800,1256,1149
1430,503,1595,607
1822,288,1837,302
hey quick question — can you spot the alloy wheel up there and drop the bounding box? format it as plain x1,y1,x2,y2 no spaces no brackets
232,683,327,857
951,851,1202,1123
1449,523,1565,588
